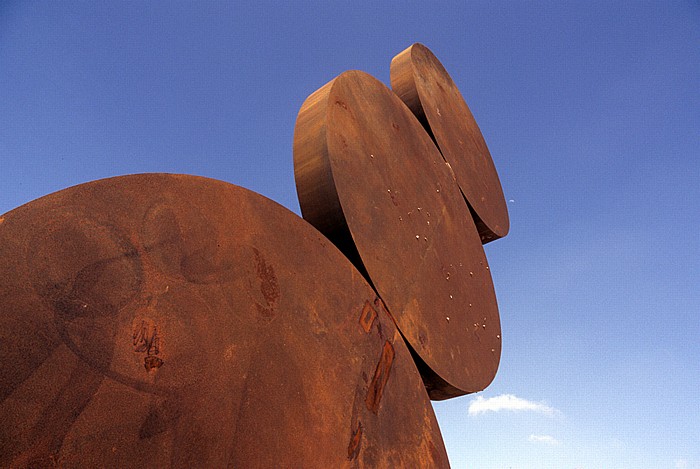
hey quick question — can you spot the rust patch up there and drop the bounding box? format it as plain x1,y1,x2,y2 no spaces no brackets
359,300,377,333
254,249,280,306
253,248,280,305
144,355,163,371
133,319,163,371
252,248,280,321
347,421,363,460
365,341,395,414
255,303,276,321
139,400,180,439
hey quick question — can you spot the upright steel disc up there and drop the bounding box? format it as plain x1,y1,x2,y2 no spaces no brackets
0,174,448,467
391,43,509,243
294,71,501,399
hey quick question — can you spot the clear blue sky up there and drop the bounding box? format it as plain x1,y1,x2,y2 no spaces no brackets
1,2,698,468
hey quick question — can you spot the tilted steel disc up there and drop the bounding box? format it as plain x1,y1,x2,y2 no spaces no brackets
0,174,448,468
391,43,509,243
294,71,501,399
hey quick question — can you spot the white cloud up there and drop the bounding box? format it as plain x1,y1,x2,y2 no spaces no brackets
468,394,560,416
528,434,561,445
675,459,688,469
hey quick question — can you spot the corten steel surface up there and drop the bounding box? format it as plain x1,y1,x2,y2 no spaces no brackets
391,43,510,243
293,71,501,399
0,174,448,468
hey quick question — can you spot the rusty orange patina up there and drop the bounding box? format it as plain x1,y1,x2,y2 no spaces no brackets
0,174,448,468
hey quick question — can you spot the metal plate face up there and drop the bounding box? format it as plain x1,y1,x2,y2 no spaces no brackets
294,71,501,399
391,43,509,242
0,174,448,468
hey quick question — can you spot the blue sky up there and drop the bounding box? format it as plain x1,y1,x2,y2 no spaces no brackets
1,2,698,468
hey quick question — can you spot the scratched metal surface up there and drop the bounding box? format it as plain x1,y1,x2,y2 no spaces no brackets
294,71,501,399
0,174,448,468
391,43,510,243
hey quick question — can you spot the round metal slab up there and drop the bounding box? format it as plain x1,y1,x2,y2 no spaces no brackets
0,174,448,468
391,43,509,243
294,71,501,399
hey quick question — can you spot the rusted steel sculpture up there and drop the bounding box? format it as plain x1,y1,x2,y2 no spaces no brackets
0,43,507,467
294,70,501,399
391,43,509,243
0,174,448,468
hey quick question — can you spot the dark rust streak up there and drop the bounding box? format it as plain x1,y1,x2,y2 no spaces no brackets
347,421,363,460
29,359,105,461
373,299,390,339
365,341,394,414
133,320,164,371
389,191,399,207
132,320,159,354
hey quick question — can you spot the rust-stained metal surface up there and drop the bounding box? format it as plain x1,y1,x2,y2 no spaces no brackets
391,43,510,243
293,71,501,399
0,174,448,468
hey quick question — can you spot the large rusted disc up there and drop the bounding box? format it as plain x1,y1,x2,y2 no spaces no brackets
294,71,501,399
391,43,509,243
0,174,448,468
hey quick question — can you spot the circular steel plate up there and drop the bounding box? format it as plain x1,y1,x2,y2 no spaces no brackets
294,71,501,399
391,43,509,242
0,174,447,467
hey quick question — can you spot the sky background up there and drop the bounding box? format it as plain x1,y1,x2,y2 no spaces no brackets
1,2,698,468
